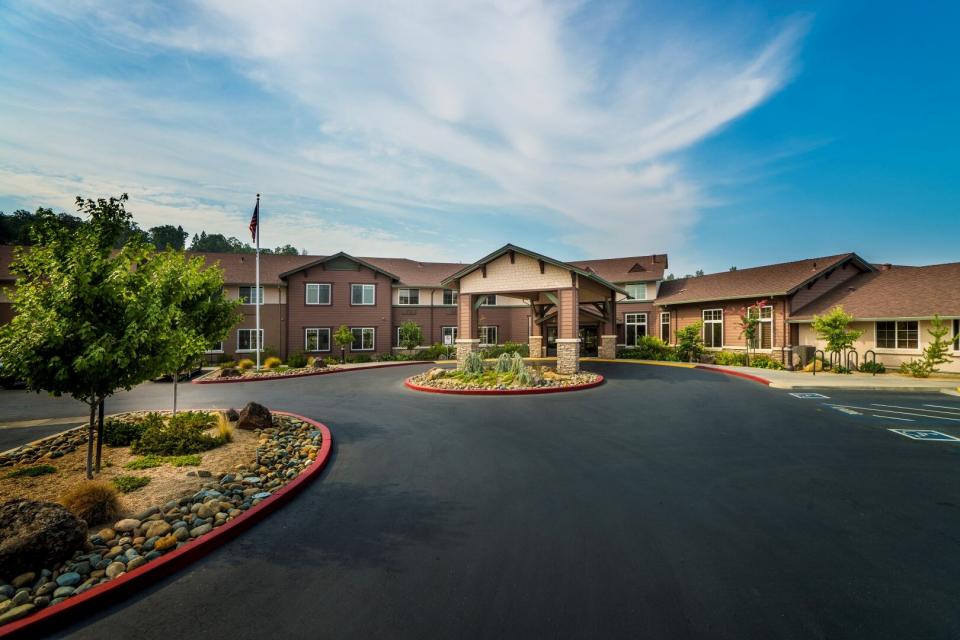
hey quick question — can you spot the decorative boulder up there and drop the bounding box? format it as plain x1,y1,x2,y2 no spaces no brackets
237,402,272,431
0,499,87,580
225,408,240,422
312,358,327,369
425,367,446,381
220,368,241,378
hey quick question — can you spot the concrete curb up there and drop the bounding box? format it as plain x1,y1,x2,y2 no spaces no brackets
0,411,333,639
404,375,605,395
192,360,431,384
693,365,772,386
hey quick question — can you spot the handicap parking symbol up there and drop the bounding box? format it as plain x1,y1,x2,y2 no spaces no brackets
889,429,960,442
789,392,830,399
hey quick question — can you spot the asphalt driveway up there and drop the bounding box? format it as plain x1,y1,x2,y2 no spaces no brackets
2,363,960,639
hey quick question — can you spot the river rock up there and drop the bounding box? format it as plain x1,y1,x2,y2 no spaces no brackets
0,500,87,579
55,572,81,587
112,518,140,533
105,562,125,579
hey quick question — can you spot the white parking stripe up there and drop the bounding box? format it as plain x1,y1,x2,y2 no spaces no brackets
826,404,960,421
922,404,960,413
873,404,960,416
876,415,914,422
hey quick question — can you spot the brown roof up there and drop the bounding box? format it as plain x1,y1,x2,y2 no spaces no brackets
351,257,463,287
186,252,317,284
568,254,668,283
656,253,867,305
790,262,960,320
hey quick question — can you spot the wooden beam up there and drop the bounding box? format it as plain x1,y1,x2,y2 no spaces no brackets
481,264,486,278
474,295,485,310
538,259,545,274
509,249,515,264
544,291,560,306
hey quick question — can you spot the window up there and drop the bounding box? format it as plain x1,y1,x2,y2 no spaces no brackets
304,328,330,352
398,288,420,305
442,289,457,305
660,312,670,343
239,286,264,305
479,326,498,345
703,309,723,348
480,294,496,306
625,313,647,346
748,305,774,349
876,320,918,349
305,283,331,305
351,327,375,351
205,341,224,353
954,319,959,351
351,284,375,305
625,283,648,301
237,329,263,352
442,326,458,345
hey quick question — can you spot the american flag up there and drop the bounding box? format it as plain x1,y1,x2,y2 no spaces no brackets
249,195,259,242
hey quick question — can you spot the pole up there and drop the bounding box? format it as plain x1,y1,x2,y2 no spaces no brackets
255,193,262,372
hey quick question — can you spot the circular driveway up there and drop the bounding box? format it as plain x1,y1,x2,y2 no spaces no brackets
3,363,960,639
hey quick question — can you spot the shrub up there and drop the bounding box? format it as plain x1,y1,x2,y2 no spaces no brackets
218,360,237,370
124,455,164,470
494,353,513,374
132,411,225,456
126,453,201,469
112,475,150,493
103,418,149,447
676,322,705,362
415,343,455,360
482,342,529,358
713,351,747,366
167,454,202,467
515,365,535,386
286,352,308,368
324,356,340,366
461,350,484,375
60,480,120,525
214,411,234,442
509,352,526,375
377,353,399,361
263,356,282,370
398,320,423,351
900,315,954,378
748,354,784,370
348,354,373,363
6,464,56,478
237,358,255,371
619,336,677,361
859,360,886,374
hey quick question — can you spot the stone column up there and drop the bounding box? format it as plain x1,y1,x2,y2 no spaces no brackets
556,338,581,374
529,335,543,359
455,339,481,368
599,335,617,359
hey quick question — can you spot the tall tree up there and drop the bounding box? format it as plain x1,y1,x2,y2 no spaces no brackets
812,306,863,367
149,224,189,250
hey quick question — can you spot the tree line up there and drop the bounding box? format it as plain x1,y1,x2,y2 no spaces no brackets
0,207,305,255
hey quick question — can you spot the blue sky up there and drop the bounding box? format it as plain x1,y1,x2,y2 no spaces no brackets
0,1,956,275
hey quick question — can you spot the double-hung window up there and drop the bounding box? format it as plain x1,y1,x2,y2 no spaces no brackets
479,294,496,306
441,326,458,345
398,288,420,305
660,312,670,343
625,283,648,301
305,283,331,305
625,313,647,346
350,327,375,351
351,284,375,305
442,289,458,305
239,286,264,305
237,328,263,352
703,309,723,348
748,305,774,349
876,321,918,349
305,328,330,352
479,326,498,345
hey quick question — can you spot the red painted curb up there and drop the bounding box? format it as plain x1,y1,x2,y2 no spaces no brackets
192,360,432,384
694,365,771,386
404,374,605,395
0,411,333,639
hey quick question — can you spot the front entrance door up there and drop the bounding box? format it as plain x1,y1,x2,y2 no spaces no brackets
545,325,558,356
580,325,599,357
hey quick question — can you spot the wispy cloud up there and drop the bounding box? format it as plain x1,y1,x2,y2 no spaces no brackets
0,1,809,260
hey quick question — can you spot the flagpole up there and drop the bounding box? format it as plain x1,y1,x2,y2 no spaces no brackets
255,193,261,372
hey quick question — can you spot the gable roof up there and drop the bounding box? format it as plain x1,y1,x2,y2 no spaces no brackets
277,251,400,281
656,253,872,305
568,254,668,283
440,244,628,295
789,262,960,320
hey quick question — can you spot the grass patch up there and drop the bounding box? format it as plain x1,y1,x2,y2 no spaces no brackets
125,453,202,470
112,475,151,493
6,464,56,478
167,454,201,467
124,455,164,470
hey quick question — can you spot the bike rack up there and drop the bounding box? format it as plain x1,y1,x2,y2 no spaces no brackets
829,350,841,372
863,349,878,376
846,349,859,372
813,349,826,375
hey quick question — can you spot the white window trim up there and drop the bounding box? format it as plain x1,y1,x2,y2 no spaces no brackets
875,320,921,351
624,313,648,347
236,328,264,352
625,283,649,301
479,325,498,346
350,327,376,351
239,286,264,306
204,341,224,354
305,283,331,306
703,308,724,349
480,295,496,306
659,312,670,342
397,288,420,306
304,327,331,352
747,305,775,351
442,289,458,306
441,326,458,345
351,284,376,306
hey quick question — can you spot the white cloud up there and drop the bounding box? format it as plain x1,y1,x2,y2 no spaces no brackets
0,1,809,260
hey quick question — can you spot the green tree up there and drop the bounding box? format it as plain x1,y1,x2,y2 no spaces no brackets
398,321,423,351
738,299,767,364
0,194,182,478
676,321,704,362
334,325,354,364
189,231,254,253
149,224,189,250
273,244,303,255
901,316,954,378
811,306,862,367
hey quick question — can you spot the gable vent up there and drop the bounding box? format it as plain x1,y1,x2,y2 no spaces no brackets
629,263,646,272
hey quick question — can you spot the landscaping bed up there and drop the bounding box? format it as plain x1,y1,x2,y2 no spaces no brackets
406,353,603,394
0,409,325,628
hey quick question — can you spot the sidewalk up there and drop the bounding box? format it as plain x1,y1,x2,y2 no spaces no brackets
694,363,960,393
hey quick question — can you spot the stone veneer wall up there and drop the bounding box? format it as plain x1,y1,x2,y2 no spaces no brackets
599,335,617,359
529,335,543,358
556,339,580,374
456,339,480,368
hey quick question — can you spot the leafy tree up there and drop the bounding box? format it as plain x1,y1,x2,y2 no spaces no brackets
901,315,954,378
189,231,254,253
676,321,704,362
695,269,705,277
334,325,354,364
149,224,188,250
0,208,84,244
665,273,676,281
811,306,863,366
738,299,767,363
273,244,303,255
398,321,423,351
729,266,738,271
0,194,182,478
